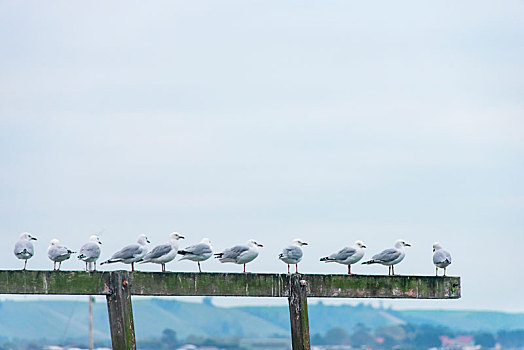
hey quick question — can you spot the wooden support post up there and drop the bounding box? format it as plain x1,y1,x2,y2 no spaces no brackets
106,271,136,350
288,274,311,350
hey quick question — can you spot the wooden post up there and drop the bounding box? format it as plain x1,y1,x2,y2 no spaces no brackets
106,271,136,350
288,274,311,350
89,295,94,350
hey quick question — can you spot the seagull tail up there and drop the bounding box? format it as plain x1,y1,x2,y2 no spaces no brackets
214,253,224,259
362,259,378,265
178,250,189,255
278,253,284,259
100,259,117,265
320,257,335,262
77,254,85,260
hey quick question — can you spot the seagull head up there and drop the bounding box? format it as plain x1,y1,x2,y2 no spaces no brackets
138,234,150,245
432,242,442,252
395,239,411,248
20,232,37,241
354,240,366,249
292,238,308,247
89,235,102,245
170,232,185,240
201,238,212,245
247,239,263,247
50,238,60,246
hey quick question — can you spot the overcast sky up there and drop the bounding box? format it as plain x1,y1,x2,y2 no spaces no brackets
1,1,523,312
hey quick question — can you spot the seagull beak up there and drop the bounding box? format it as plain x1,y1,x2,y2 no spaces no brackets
432,248,435,252
31,237,37,241
303,242,308,246
147,239,151,243
361,245,366,248
98,241,103,245
179,236,185,239
257,243,264,247
405,243,411,247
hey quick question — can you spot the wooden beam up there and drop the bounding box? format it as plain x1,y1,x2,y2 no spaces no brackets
288,274,311,350
0,270,461,299
106,271,136,350
0,270,111,295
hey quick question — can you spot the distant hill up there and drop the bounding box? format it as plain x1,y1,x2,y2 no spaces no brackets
0,299,522,342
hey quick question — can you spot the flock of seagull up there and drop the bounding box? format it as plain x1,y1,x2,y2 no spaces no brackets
13,232,453,276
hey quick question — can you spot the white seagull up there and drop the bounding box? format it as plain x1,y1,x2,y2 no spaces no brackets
320,240,367,275
48,239,75,270
78,235,102,271
214,239,263,273
14,232,37,270
362,239,411,275
100,234,150,271
433,242,452,276
279,238,308,274
178,238,213,272
140,232,185,272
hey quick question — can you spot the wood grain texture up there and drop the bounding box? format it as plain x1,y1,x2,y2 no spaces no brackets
0,270,460,299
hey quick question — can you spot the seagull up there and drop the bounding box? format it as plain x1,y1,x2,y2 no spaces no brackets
178,238,213,272
362,239,411,275
47,239,75,271
214,239,263,273
78,235,102,271
320,240,367,275
279,238,308,274
140,232,185,272
14,232,37,270
433,242,452,276
100,234,150,271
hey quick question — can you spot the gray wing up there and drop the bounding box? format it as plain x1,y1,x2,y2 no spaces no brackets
330,247,357,260
221,245,249,260
372,248,400,263
14,240,34,256
79,242,100,259
282,245,303,260
144,244,172,260
112,244,141,259
48,245,70,259
433,250,452,264
183,243,212,256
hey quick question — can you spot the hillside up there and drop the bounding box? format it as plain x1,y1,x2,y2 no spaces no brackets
0,299,522,342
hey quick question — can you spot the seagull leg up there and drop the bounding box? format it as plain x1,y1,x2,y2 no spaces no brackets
131,262,135,272
392,265,395,276
198,262,202,273
53,262,56,271
443,267,446,277
348,265,351,275
243,264,246,273
94,262,97,271
436,267,438,276
287,264,290,274
296,264,299,274
23,260,27,270
388,266,391,275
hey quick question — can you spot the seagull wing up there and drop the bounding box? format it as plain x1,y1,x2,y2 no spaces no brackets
372,248,400,263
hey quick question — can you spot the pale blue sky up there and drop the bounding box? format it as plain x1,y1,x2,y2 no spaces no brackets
0,1,523,312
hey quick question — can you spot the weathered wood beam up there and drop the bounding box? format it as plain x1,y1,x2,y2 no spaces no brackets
288,274,311,350
0,270,111,295
0,270,461,299
106,271,136,350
